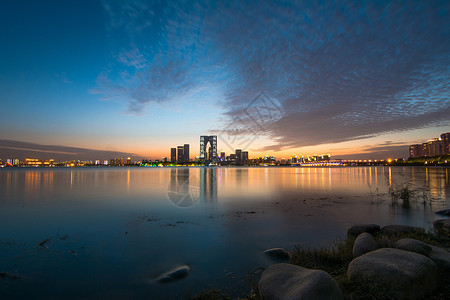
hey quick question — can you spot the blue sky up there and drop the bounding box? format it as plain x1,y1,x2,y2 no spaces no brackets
0,0,449,160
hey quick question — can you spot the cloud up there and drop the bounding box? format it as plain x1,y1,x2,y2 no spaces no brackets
0,140,142,161
95,0,450,149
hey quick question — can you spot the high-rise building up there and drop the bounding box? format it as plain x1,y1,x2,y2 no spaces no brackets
235,149,242,165
126,157,131,165
408,132,450,158
177,146,184,163
441,133,450,155
171,148,177,163
220,152,225,161
200,136,217,163
242,151,248,164
184,144,190,163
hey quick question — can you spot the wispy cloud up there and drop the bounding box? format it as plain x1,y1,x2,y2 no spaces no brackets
95,0,450,149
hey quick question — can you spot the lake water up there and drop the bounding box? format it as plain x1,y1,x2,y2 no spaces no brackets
1,166,449,299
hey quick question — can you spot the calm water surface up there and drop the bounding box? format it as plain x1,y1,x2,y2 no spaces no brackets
1,166,449,299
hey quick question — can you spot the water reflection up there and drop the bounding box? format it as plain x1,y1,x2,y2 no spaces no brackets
167,167,218,207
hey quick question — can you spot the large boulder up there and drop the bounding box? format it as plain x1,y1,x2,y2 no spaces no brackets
259,263,343,300
348,248,438,300
353,233,378,258
435,209,450,216
433,219,450,233
381,225,421,235
347,224,380,237
394,238,450,272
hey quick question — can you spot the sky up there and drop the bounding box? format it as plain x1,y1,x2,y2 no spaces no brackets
0,0,449,160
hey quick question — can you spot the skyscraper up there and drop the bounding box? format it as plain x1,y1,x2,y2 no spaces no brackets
184,144,190,163
171,148,176,163
235,149,242,165
177,146,184,163
242,151,248,164
200,136,217,163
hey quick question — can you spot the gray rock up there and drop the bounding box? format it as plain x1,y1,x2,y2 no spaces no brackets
348,248,438,300
433,219,450,232
353,233,378,258
263,248,290,260
394,238,450,272
347,224,380,237
435,209,450,216
259,263,343,300
156,265,189,283
381,224,421,235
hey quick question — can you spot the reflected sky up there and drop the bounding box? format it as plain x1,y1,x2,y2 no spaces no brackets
0,167,449,299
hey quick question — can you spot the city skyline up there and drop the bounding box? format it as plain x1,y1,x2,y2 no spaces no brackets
0,1,449,160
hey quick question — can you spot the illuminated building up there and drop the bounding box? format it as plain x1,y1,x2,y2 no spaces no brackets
103,160,108,165
110,159,115,166
220,152,225,162
235,149,242,165
409,132,450,158
177,146,184,163
126,157,131,165
184,144,190,163
200,136,217,163
24,158,54,166
242,151,248,164
171,148,176,163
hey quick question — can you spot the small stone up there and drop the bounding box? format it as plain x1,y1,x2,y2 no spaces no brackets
348,248,438,300
353,233,378,258
380,225,421,235
156,265,189,283
259,263,343,300
263,248,290,260
347,224,380,237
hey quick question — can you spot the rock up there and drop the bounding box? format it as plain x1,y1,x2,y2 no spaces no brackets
156,265,189,283
263,248,290,260
435,209,450,216
348,248,438,300
433,219,450,232
347,224,380,237
381,224,421,235
353,233,378,258
394,238,450,272
259,263,343,300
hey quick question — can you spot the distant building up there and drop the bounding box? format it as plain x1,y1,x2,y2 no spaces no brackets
126,157,131,165
409,132,450,158
171,148,177,163
220,152,225,162
235,149,242,165
184,144,190,163
177,146,184,163
242,151,248,164
200,135,217,163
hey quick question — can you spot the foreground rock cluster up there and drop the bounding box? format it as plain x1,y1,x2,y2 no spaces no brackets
258,222,450,300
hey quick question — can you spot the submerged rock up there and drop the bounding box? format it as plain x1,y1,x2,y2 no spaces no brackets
348,248,438,300
259,263,343,300
353,233,378,258
156,265,190,283
347,224,380,237
435,209,450,216
394,238,450,272
380,224,421,235
263,248,290,260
